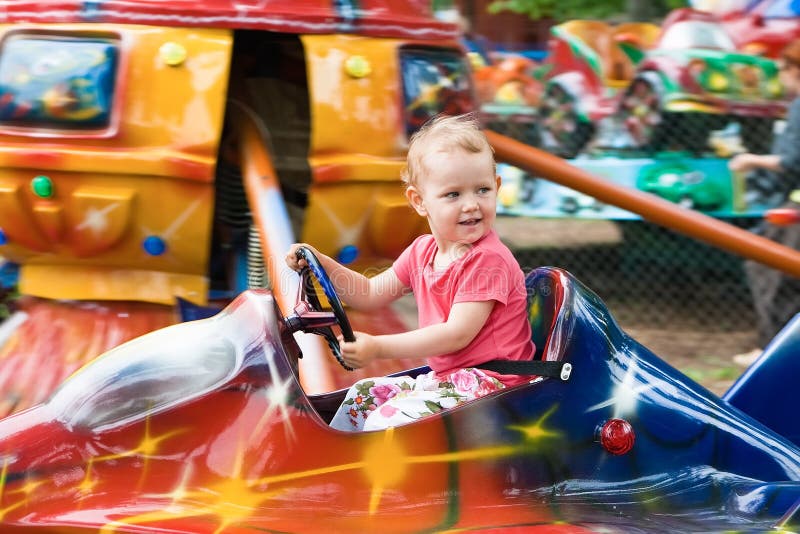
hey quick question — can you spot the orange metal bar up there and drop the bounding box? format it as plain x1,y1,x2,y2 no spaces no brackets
486,129,800,278
236,104,336,393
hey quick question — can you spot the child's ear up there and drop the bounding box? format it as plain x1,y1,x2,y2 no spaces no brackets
495,175,502,190
406,186,427,216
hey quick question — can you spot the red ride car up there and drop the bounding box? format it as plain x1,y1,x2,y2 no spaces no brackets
720,0,800,59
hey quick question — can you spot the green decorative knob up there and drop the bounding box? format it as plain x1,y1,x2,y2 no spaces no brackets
31,175,54,198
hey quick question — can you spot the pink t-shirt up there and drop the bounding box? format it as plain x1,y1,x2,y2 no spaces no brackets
392,230,535,386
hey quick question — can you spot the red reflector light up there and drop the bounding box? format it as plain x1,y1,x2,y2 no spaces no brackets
764,208,800,227
598,418,635,455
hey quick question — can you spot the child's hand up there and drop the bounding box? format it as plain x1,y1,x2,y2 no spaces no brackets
285,243,315,272
338,331,378,369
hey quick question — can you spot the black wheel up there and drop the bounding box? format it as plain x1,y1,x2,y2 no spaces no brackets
539,83,593,158
646,112,721,155
739,116,775,155
619,77,663,150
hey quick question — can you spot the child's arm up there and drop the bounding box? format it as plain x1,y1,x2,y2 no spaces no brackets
728,153,783,173
339,300,494,368
285,243,407,310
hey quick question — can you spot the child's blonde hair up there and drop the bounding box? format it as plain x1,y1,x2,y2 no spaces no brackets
401,113,496,188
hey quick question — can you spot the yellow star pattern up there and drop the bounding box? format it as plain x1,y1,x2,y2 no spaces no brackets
0,389,565,532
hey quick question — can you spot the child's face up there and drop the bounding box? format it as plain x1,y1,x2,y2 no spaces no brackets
406,147,499,254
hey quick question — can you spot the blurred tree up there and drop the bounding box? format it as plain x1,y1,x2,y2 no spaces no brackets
432,0,456,12
487,0,687,21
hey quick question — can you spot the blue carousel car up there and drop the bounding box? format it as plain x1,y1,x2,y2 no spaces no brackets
0,250,798,532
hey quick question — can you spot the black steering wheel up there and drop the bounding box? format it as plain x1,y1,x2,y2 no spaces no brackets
283,247,356,370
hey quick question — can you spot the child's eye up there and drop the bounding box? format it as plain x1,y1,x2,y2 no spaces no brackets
444,191,459,199
477,187,491,194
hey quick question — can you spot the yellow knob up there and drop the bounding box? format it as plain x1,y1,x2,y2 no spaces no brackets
345,55,371,78
160,42,187,67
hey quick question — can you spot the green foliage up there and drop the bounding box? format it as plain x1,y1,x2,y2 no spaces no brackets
487,0,688,22
431,0,455,11
0,286,17,320
488,0,626,21
684,358,740,385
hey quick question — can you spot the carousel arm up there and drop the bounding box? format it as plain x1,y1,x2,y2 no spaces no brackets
486,129,800,278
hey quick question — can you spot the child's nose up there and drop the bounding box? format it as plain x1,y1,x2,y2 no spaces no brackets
462,195,479,210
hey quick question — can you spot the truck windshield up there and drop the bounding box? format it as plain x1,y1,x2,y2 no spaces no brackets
0,33,118,131
660,21,736,51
